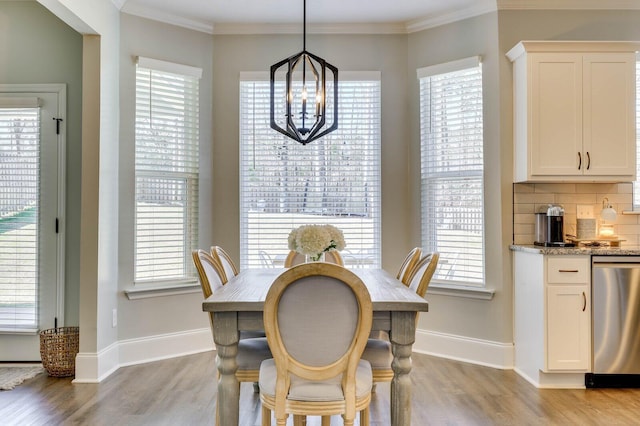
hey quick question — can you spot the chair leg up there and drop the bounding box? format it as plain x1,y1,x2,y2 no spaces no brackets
293,415,306,426
321,416,331,426
215,398,220,426
360,407,370,426
261,405,271,426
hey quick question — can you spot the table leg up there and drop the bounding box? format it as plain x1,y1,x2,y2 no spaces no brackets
213,312,240,426
390,311,416,426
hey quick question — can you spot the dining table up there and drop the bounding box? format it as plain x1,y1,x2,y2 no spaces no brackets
202,267,429,426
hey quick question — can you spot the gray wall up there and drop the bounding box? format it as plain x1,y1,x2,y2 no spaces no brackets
211,33,410,272
407,13,511,344
118,14,215,340
0,1,83,326
7,1,640,369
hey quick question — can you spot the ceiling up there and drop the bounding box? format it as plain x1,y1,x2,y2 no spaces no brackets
116,0,640,34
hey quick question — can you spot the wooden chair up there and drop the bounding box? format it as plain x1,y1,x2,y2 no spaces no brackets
210,245,239,283
192,250,272,425
396,247,422,285
259,263,373,426
361,252,440,385
259,250,274,268
283,250,344,267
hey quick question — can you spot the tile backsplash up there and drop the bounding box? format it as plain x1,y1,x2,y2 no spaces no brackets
513,183,640,246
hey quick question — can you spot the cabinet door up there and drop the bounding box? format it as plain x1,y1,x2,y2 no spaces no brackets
529,53,583,177
546,284,590,371
582,53,636,177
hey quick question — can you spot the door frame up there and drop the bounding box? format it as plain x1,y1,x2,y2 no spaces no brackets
0,83,66,328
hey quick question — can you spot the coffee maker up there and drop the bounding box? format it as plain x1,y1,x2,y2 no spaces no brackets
534,204,574,247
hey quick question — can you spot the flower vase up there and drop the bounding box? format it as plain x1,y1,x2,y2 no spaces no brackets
305,252,326,263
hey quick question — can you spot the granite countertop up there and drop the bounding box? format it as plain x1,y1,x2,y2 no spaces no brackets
510,244,640,256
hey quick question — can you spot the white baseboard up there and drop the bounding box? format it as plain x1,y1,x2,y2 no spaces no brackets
73,328,213,383
118,328,213,367
413,329,515,370
73,327,513,383
74,342,119,383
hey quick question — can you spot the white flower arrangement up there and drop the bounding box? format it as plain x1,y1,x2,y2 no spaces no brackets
288,224,346,261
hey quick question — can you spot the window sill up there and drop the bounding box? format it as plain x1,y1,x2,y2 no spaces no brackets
125,281,200,300
427,282,495,300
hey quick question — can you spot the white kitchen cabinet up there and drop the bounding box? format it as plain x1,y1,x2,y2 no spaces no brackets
507,41,638,182
545,256,591,371
513,251,591,388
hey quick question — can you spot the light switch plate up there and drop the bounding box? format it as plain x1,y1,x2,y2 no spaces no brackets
577,204,594,219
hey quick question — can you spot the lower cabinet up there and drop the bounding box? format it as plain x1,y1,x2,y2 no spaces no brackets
514,251,591,387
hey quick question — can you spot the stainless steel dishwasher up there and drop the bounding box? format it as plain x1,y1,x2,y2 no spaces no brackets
588,256,640,387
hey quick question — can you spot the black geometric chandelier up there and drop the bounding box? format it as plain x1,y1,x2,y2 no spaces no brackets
270,0,338,145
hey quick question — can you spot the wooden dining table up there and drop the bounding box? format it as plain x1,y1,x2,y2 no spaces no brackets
202,268,429,426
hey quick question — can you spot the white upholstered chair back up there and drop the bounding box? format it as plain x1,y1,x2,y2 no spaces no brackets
407,252,440,299
211,246,239,283
261,262,373,425
192,249,225,299
396,247,422,285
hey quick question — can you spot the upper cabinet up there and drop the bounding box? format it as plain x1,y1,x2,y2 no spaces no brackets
507,41,639,183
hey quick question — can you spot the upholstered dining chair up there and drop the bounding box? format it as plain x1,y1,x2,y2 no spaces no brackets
259,263,373,426
396,247,422,285
192,250,272,426
283,250,344,267
259,250,274,268
361,252,440,385
210,245,239,284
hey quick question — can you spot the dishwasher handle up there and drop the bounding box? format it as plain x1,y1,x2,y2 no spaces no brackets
592,256,640,267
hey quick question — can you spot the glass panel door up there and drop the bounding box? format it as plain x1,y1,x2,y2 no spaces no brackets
0,88,64,360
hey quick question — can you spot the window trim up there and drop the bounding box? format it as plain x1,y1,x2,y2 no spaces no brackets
238,73,382,269
418,57,486,288
133,58,202,285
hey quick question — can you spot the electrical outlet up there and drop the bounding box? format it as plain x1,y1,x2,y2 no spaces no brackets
112,308,117,328
577,204,594,219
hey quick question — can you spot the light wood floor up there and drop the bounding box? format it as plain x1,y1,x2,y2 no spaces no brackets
3,351,640,425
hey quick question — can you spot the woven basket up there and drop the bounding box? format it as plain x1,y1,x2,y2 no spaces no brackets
39,327,79,377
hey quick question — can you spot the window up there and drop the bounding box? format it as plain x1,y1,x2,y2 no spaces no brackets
134,57,201,283
419,57,485,286
0,102,39,330
239,72,381,269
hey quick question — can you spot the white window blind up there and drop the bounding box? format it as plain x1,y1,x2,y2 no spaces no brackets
239,75,381,269
0,106,39,330
419,58,485,286
135,58,200,283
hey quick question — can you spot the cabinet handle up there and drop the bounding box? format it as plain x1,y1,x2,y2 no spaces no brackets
582,291,587,312
578,152,582,170
558,269,579,273
586,152,590,170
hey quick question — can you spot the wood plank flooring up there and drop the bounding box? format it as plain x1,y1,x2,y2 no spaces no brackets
2,351,640,425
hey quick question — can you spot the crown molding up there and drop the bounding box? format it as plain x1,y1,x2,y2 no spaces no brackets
212,22,407,35
110,0,127,10
406,0,497,33
120,0,640,36
121,4,214,34
497,0,640,10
